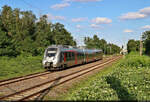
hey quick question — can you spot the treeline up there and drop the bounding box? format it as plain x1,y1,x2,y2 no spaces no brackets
84,35,121,54
0,5,121,57
127,31,150,55
0,5,76,56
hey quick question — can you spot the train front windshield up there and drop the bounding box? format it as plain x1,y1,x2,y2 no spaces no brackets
46,48,57,57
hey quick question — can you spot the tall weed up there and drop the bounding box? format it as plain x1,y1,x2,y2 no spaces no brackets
0,55,44,80
119,52,150,68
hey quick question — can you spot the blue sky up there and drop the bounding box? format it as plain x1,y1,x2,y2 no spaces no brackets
1,0,150,48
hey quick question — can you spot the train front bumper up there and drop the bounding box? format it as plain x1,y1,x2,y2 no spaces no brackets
43,61,59,68
44,62,53,68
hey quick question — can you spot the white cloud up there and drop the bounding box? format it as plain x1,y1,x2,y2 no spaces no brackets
63,0,71,2
119,6,150,20
51,3,70,9
71,17,87,22
120,12,147,20
139,7,150,15
73,0,102,2
92,17,112,24
141,25,150,29
90,24,102,29
123,29,134,33
76,24,83,29
47,14,65,21
64,0,102,2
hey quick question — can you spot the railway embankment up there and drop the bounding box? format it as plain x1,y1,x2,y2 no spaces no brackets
52,52,150,101
0,55,45,80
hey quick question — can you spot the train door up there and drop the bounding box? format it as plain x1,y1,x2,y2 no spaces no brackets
60,52,63,63
86,53,88,63
66,52,72,67
75,52,77,64
66,52,69,67
78,53,81,64
72,52,76,66
63,52,66,64
70,52,74,66
78,53,82,64
83,52,86,63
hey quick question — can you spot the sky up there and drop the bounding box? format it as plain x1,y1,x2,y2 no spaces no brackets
0,0,150,48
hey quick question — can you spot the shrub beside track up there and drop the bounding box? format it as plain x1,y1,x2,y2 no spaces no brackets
65,53,150,101
0,56,45,80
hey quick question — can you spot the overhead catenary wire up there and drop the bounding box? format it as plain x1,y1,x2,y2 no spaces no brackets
21,0,43,17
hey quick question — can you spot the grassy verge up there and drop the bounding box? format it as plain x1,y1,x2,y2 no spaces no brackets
0,55,45,80
54,53,150,101
44,57,122,100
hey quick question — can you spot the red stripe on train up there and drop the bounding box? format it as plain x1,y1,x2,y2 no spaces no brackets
75,52,77,64
64,53,66,62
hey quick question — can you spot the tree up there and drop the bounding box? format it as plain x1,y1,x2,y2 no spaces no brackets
84,34,120,55
33,15,52,55
0,6,18,56
127,39,140,53
142,31,150,55
84,37,94,49
0,5,77,56
52,23,76,46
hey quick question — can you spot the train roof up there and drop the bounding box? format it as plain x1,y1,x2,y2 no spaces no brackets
46,45,102,54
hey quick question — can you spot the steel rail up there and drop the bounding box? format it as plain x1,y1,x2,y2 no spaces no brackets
0,56,109,87
0,71,51,87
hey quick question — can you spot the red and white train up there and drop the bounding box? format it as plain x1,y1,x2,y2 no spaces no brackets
42,45,103,70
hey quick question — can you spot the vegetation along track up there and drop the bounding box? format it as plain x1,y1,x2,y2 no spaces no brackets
0,55,122,101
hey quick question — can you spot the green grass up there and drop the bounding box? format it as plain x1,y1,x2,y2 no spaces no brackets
0,55,45,80
53,53,150,101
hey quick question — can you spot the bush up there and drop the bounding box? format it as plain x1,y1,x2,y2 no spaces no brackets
119,52,150,68
66,53,150,100
0,55,44,80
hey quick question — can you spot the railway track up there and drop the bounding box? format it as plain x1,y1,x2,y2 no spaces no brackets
0,55,121,101
0,56,110,87
0,71,51,87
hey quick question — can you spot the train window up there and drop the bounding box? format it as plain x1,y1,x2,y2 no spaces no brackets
46,53,56,57
71,52,73,60
60,52,64,62
47,48,57,51
78,53,80,58
70,52,72,60
67,52,71,60
71,52,72,60
68,52,70,60
72,52,75,60
69,52,72,60
46,48,57,57
66,52,68,61
79,53,81,58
